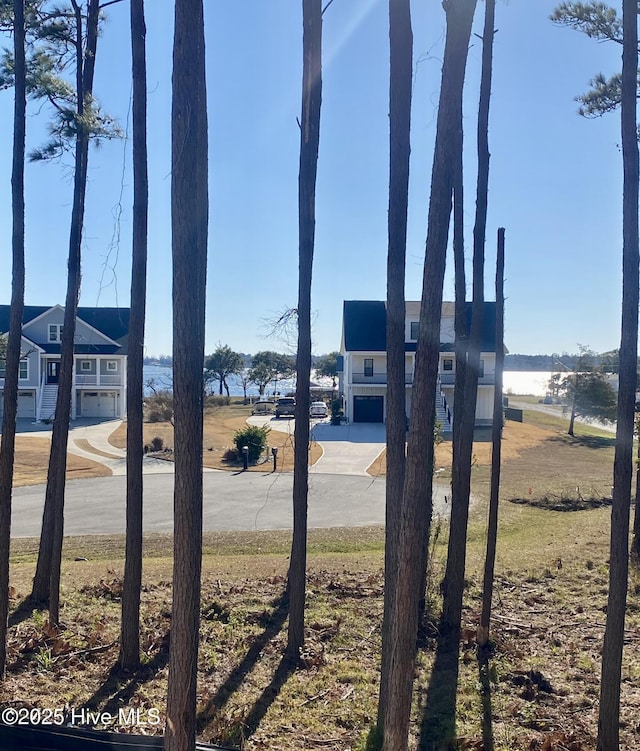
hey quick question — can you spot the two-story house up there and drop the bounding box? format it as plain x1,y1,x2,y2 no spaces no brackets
338,300,499,430
0,305,129,421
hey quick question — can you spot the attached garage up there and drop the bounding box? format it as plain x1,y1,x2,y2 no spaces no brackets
353,395,384,423
81,391,117,418
0,390,36,418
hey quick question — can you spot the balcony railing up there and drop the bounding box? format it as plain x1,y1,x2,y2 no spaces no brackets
350,371,495,386
439,373,495,386
351,372,414,385
75,374,122,386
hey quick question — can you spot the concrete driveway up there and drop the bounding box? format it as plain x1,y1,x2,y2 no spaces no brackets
248,415,386,476
14,416,387,477
11,418,175,475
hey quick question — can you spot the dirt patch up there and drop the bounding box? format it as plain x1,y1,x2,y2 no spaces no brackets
509,494,612,512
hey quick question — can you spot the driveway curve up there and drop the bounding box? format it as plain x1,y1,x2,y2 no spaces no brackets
247,415,386,476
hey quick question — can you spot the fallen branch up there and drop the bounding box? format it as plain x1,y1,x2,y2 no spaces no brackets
52,640,117,663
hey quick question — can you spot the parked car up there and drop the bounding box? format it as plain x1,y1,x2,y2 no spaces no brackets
251,400,273,415
275,396,296,418
309,401,328,418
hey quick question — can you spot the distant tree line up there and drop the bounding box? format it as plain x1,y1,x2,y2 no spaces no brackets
506,350,621,372
202,345,339,400
144,350,337,370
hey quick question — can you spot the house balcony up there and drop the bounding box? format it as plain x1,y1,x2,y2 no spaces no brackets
439,373,495,386
351,372,414,385
75,374,123,387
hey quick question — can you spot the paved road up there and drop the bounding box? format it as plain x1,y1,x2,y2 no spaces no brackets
11,472,452,537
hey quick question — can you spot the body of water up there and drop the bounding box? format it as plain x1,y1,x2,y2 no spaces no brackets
502,370,557,397
144,364,557,399
143,365,325,398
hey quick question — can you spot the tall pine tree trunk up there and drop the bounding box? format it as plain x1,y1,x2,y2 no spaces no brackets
164,0,208,748
31,0,100,620
120,0,148,671
381,3,477,748
378,0,412,731
633,436,640,558
478,226,504,648
442,0,494,636
287,0,322,659
0,0,26,677
597,0,638,747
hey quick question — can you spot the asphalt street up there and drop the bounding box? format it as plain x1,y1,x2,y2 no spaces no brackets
11,471,452,537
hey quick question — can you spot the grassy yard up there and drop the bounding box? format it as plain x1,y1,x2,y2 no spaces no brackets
4,405,638,749
108,401,323,473
6,436,112,487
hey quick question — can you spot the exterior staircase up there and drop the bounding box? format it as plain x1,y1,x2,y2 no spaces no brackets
436,390,452,435
39,384,58,422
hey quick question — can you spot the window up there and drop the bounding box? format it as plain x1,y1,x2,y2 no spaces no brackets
48,324,63,342
80,360,92,372
443,359,453,371
479,359,485,378
364,358,374,377
106,360,118,372
1,360,28,379
410,321,419,340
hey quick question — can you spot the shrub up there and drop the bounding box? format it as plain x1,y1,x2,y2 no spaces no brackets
206,394,230,408
145,391,173,423
222,447,238,463
233,424,270,463
150,436,164,452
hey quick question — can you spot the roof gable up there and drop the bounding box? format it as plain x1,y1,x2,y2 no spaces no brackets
0,305,130,353
342,300,499,353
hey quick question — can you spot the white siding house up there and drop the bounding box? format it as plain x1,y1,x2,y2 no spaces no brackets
338,300,500,432
0,305,129,421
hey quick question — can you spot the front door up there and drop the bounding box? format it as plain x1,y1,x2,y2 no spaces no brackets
47,361,60,384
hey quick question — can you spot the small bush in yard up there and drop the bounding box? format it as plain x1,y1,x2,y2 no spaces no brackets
144,391,173,423
206,394,230,407
150,436,164,452
233,424,270,463
222,447,238,463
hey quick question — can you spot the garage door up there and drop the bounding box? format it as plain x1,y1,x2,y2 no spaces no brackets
353,395,384,423
0,391,35,418
18,391,35,418
82,391,116,417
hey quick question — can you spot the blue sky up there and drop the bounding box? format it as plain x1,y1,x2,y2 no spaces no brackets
0,0,626,358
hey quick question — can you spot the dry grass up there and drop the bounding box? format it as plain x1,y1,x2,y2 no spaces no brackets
108,402,323,473
7,437,111,487
367,418,553,477
4,509,639,751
